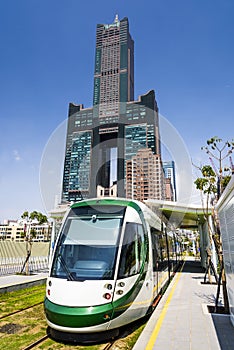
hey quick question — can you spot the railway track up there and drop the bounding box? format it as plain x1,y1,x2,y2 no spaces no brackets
103,339,120,350
0,296,47,350
0,301,44,320
0,290,43,304
22,333,122,350
22,334,49,350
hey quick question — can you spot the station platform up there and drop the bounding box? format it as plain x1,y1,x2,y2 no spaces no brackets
0,271,48,293
133,258,234,350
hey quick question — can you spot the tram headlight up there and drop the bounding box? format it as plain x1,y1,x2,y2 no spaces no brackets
116,290,124,295
118,282,125,287
104,283,113,290
103,292,112,300
103,314,111,320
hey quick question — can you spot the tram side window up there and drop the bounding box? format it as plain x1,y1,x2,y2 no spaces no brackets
151,228,160,271
168,233,178,267
159,233,167,262
118,223,144,278
151,228,168,270
168,234,176,259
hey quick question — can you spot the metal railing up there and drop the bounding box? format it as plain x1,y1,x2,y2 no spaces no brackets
0,241,49,276
0,256,49,275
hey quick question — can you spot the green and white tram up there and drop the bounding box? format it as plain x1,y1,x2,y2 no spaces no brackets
44,198,181,342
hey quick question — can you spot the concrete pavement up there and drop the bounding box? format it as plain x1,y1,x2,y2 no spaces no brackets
0,271,48,293
133,259,234,350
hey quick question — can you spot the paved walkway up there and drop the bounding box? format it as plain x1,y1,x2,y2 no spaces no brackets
0,271,48,293
133,259,234,350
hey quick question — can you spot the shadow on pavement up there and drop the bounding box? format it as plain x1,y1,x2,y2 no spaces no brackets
212,314,234,349
181,259,204,273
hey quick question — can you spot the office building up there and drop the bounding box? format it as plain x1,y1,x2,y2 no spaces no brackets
61,16,161,202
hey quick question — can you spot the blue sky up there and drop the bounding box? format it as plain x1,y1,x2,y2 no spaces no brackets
0,0,233,222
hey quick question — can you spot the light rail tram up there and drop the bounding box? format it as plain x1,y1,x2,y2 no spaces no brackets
44,198,182,342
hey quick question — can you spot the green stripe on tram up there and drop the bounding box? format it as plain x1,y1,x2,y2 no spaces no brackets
45,298,114,327
71,198,142,211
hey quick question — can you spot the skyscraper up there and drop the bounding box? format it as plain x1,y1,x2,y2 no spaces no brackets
61,16,161,202
163,161,177,201
93,15,134,114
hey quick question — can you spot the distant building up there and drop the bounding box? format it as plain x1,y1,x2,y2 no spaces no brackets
126,148,165,201
163,161,177,201
61,16,161,202
0,221,52,242
164,178,174,201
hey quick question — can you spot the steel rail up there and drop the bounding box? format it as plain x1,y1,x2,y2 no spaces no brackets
0,301,43,320
22,335,49,350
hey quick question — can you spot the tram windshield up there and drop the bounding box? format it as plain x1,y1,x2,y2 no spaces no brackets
51,206,125,280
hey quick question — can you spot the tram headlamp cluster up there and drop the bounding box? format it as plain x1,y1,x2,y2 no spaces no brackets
47,280,52,296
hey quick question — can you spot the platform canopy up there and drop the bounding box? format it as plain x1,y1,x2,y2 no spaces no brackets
145,199,212,229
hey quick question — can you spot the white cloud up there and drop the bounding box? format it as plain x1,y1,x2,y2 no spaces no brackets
13,149,21,161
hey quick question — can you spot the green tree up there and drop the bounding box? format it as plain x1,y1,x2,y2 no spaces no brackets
194,137,234,313
20,211,48,275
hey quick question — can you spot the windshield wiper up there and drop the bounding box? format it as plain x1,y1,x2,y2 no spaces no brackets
57,254,75,281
